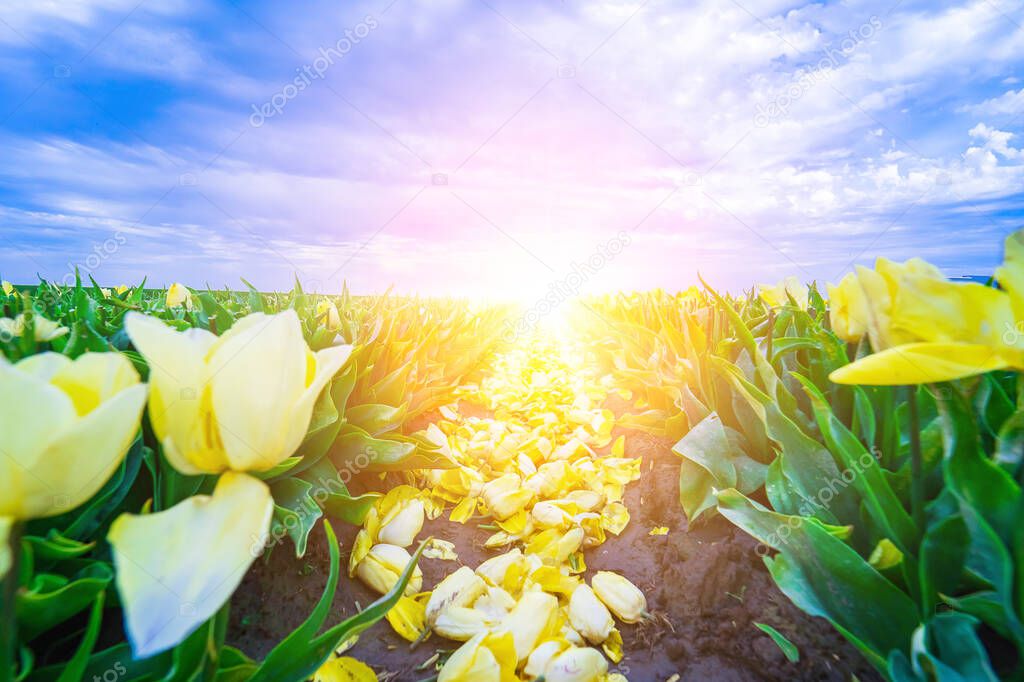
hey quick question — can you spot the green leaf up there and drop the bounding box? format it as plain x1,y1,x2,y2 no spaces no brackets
753,622,799,663
16,563,113,641
717,488,919,666
796,374,917,553
55,593,104,682
919,515,968,616
672,413,765,522
269,478,324,558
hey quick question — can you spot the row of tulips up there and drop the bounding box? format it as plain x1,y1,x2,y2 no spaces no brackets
1,278,513,681
577,230,1024,680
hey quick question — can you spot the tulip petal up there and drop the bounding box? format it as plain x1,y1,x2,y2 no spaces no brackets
830,343,1010,385
47,352,141,415
109,472,273,658
21,382,147,518
208,311,309,471
314,655,378,682
125,313,221,475
281,343,354,464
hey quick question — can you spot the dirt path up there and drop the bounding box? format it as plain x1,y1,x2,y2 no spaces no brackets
229,419,879,681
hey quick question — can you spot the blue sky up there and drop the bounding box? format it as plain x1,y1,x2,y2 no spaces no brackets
1,0,1023,298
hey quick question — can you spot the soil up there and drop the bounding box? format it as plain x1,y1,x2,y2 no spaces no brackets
229,418,881,682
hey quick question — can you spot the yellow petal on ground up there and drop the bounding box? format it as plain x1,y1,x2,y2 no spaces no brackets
438,630,517,682
385,594,428,643
355,544,423,596
602,628,624,663
433,606,493,641
426,566,487,626
649,526,669,536
108,472,274,658
314,655,378,682
829,342,1011,385
423,538,458,561
450,496,478,523
600,502,630,536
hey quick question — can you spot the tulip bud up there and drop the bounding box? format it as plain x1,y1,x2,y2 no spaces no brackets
378,498,425,547
165,282,191,308
543,647,608,682
592,571,646,623
315,299,342,331
568,585,613,644
355,544,423,596
426,566,487,625
481,473,534,520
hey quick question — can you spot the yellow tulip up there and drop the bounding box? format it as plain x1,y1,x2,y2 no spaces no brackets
165,282,191,308
830,238,1024,385
115,284,129,295
0,314,69,342
314,655,378,682
0,352,146,521
827,272,869,343
438,630,518,682
316,299,342,331
481,473,535,520
758,276,808,309
1,280,12,296
433,606,493,641
355,543,424,596
502,590,559,660
568,584,614,644
591,572,646,623
426,566,487,625
108,472,273,657
125,311,352,474
543,647,608,682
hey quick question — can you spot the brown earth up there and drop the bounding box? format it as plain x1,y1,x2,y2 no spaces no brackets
228,424,881,681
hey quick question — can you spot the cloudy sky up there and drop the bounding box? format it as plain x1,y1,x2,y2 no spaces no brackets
0,0,1022,298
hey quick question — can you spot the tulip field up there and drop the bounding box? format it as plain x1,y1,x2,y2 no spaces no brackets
2,230,1024,681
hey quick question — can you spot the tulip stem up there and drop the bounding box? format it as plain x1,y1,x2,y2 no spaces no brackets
1,522,22,680
907,385,925,534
